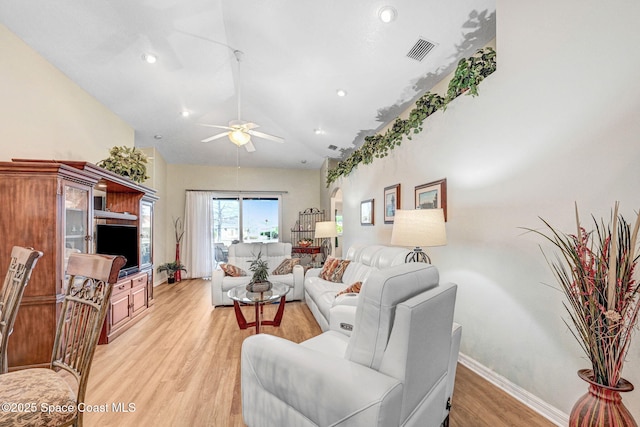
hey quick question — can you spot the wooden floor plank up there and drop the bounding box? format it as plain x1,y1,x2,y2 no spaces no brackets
84,279,557,426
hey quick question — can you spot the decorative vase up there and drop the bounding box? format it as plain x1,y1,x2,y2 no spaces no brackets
246,281,272,293
569,369,637,427
174,243,182,282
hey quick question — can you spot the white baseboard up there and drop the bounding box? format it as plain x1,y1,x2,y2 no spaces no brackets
458,353,569,426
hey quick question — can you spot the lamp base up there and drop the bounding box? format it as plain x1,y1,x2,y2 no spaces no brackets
321,239,332,261
405,247,431,263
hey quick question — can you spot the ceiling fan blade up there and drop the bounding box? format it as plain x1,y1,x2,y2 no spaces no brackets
201,132,229,143
247,130,284,143
200,124,233,131
244,140,256,152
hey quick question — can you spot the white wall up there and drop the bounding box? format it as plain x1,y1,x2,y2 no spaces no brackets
0,24,133,162
162,164,321,265
326,0,640,419
140,147,168,286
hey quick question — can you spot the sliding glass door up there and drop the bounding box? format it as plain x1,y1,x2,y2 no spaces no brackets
242,197,279,243
212,194,281,265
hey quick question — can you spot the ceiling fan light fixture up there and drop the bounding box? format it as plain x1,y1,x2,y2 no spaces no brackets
229,129,251,146
142,53,157,64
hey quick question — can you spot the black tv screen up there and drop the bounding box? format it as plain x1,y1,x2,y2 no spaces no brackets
95,224,138,273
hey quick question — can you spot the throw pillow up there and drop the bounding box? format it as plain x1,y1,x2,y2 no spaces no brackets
220,263,247,277
319,257,351,283
271,258,300,275
336,281,362,297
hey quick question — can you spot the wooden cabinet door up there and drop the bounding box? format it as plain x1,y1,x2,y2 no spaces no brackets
131,283,147,317
110,291,131,329
131,273,147,317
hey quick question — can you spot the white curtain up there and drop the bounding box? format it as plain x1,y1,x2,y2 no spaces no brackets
182,191,214,279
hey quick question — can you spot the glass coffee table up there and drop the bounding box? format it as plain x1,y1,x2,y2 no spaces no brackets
227,283,290,334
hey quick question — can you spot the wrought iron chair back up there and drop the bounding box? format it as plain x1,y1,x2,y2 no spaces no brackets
0,246,43,373
51,253,126,407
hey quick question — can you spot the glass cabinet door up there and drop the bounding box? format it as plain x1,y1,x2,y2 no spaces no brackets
140,200,153,268
64,184,90,255
63,184,90,291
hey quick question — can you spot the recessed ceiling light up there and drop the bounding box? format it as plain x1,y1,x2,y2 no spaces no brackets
154,134,163,140
314,128,324,135
301,160,307,164
180,110,190,117
142,53,157,64
336,89,347,97
378,6,397,23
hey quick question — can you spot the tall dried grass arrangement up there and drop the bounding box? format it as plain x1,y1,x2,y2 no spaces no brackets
528,202,640,387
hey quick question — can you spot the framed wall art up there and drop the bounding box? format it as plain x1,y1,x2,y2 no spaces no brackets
414,178,447,221
360,199,374,226
383,184,401,224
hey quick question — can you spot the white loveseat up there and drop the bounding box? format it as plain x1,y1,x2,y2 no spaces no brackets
304,245,410,334
211,242,304,306
242,263,462,426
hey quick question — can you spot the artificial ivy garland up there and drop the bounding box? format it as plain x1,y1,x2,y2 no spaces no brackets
326,47,496,186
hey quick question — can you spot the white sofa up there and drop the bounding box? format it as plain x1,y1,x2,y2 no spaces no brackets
211,242,304,306
304,245,410,334
242,263,462,427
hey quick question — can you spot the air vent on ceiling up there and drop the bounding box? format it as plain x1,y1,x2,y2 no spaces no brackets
406,38,437,62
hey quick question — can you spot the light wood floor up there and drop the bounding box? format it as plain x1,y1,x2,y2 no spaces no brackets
85,279,556,427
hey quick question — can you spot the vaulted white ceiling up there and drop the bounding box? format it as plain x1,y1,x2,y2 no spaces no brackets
1,0,495,169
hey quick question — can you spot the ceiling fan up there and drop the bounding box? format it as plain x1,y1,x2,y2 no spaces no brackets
200,50,284,152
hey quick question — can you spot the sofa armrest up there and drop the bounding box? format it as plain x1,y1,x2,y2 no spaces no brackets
242,334,403,427
291,264,304,300
329,304,358,336
305,267,322,279
211,269,225,306
333,292,359,307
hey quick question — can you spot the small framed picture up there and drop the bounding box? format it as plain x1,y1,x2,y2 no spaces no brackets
360,199,375,226
415,178,447,221
383,184,401,224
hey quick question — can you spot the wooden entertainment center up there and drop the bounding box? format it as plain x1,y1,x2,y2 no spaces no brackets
0,159,158,370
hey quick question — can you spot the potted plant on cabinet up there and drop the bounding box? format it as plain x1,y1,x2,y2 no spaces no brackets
157,262,187,284
96,145,149,184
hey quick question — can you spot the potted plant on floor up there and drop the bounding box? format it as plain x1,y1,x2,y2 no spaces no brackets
157,262,187,284
246,252,271,293
527,203,640,426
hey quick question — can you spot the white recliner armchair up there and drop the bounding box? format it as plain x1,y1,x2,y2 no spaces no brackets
241,263,462,427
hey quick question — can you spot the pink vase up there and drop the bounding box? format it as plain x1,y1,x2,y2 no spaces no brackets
569,369,637,427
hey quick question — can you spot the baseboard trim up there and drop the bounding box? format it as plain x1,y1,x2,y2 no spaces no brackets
458,353,569,426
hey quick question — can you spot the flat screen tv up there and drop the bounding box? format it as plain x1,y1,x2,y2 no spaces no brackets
95,224,139,275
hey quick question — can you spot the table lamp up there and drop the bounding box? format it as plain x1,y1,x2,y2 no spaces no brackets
314,221,338,260
390,209,447,263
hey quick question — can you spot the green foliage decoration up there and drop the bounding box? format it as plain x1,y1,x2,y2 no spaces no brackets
157,261,187,279
97,146,149,184
249,251,270,283
326,47,496,186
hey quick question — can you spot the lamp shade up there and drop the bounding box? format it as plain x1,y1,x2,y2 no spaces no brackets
390,209,447,248
228,129,250,146
314,221,338,238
